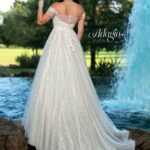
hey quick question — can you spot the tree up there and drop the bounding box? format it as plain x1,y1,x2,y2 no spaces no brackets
21,0,53,55
1,0,53,54
0,3,29,47
81,0,133,70
0,0,133,69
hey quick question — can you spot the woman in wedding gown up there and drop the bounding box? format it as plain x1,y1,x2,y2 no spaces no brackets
21,0,135,150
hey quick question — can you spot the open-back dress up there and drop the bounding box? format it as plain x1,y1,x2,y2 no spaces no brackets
21,6,135,150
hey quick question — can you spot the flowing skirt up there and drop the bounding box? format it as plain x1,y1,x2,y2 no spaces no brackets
21,28,135,150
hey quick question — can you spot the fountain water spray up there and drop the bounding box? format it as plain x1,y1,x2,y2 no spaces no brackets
114,0,150,111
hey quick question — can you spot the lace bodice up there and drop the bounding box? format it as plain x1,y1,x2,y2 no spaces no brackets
46,7,86,29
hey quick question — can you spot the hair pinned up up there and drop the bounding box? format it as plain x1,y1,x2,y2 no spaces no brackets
58,0,79,4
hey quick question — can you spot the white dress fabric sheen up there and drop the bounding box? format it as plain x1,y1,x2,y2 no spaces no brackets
21,6,135,150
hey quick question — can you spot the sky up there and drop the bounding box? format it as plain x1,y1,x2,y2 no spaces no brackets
0,0,27,12
0,0,15,12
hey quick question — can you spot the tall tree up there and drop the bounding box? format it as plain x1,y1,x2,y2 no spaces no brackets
0,0,133,69
81,0,133,70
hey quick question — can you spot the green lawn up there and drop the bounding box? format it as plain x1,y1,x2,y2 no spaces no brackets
0,47,125,68
0,47,41,66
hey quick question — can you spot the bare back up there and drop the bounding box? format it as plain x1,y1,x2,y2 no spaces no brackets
37,0,85,40
51,1,85,19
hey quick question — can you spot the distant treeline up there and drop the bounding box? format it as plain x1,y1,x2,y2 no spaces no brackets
0,0,133,70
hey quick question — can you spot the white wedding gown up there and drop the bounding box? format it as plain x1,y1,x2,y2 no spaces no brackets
21,6,135,150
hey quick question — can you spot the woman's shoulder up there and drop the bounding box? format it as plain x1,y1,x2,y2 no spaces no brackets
50,1,85,14
77,4,85,12
71,2,85,13
50,2,62,9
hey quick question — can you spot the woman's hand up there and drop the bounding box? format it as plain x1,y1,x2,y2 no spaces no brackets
38,0,44,9
37,0,54,25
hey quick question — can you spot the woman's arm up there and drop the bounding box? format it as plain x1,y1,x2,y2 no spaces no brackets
77,12,85,41
37,0,54,25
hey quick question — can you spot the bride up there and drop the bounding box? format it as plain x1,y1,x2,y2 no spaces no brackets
21,0,135,149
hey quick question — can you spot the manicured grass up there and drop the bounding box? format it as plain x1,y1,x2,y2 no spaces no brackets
85,51,125,67
0,47,42,66
0,47,125,68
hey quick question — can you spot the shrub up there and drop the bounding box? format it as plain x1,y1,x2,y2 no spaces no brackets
90,58,121,78
16,54,40,68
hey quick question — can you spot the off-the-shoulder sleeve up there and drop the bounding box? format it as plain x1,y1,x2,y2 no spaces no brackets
46,6,57,17
81,12,86,19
